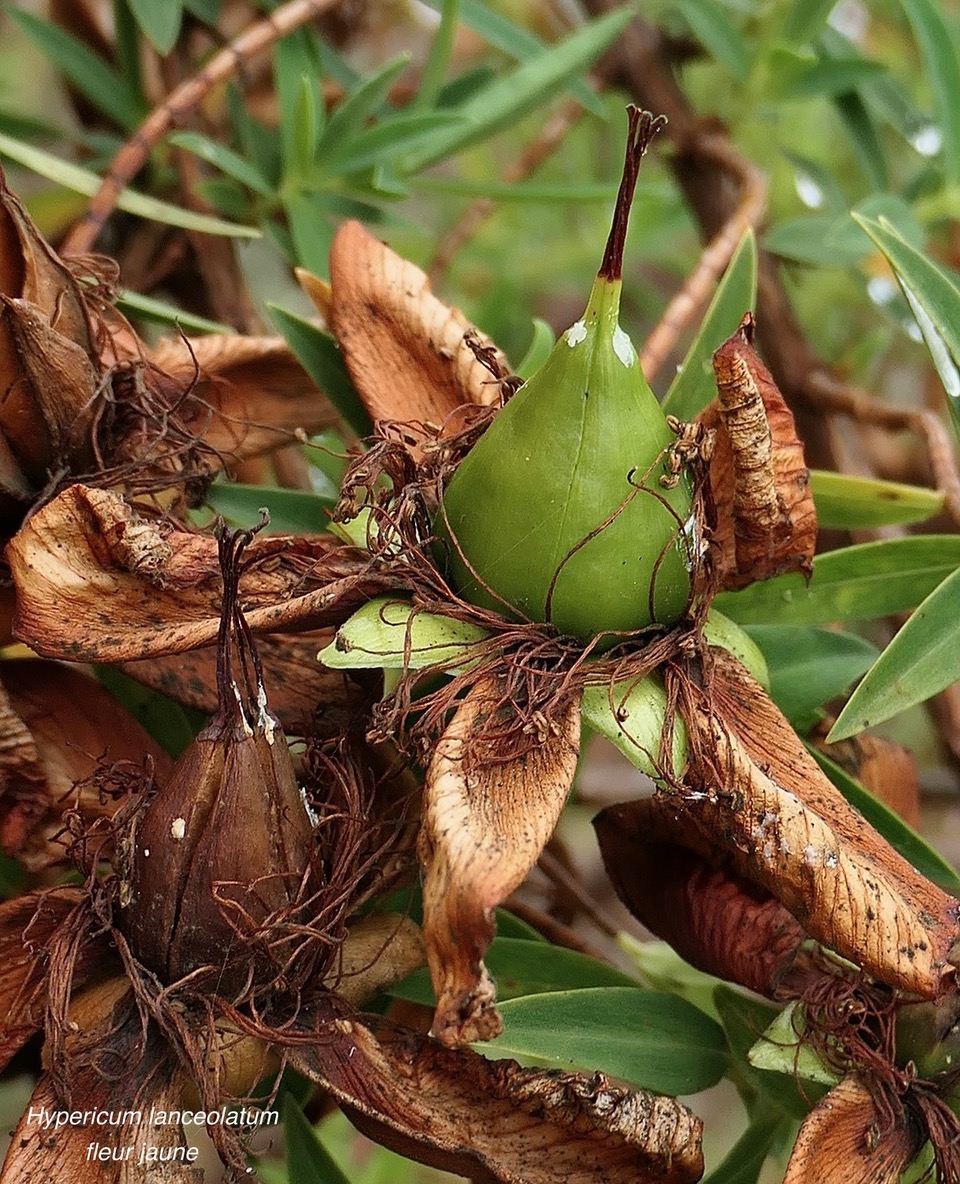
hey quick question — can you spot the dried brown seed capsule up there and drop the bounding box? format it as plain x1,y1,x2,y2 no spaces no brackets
121,522,314,995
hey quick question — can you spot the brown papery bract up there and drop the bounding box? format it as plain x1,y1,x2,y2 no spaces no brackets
287,999,704,1184
8,484,402,663
701,313,816,590
322,220,510,432
418,677,580,1045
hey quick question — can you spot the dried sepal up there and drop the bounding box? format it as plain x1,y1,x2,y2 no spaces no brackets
594,808,807,999
702,313,816,590
325,219,508,428
672,652,959,997
148,333,341,460
289,1004,704,1184
8,484,398,662
0,660,174,869
782,1074,921,1184
418,677,580,1045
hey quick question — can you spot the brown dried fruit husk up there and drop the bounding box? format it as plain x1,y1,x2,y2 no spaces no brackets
782,1074,921,1184
321,219,509,432
287,1000,704,1184
8,484,401,662
663,649,960,997
418,676,580,1046
812,719,921,828
701,313,816,590
0,659,174,870
594,809,809,999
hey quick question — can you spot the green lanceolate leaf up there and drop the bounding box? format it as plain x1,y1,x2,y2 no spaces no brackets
168,131,273,195
580,675,686,780
114,290,233,334
662,228,757,419
900,0,960,184
701,1115,789,1184
318,596,488,670
828,566,960,740
318,56,409,152
745,626,878,731
675,0,749,76
206,481,338,532
619,934,722,1021
389,937,637,1005
854,214,960,437
282,1095,350,1184
438,110,693,639
713,535,960,625
484,987,728,1095
126,0,184,54
810,470,944,527
809,747,960,891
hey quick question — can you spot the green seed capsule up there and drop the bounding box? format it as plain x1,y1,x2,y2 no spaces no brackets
437,110,694,641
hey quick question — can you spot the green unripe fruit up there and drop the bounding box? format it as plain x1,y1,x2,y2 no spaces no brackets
437,110,695,641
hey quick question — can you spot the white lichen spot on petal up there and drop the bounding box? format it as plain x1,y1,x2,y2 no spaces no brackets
612,326,635,367
565,320,587,346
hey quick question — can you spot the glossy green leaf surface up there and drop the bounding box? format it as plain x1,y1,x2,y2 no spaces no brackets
745,626,878,730
580,675,685,780
810,470,943,527
748,1002,840,1086
319,597,488,670
828,566,960,740
714,536,960,625
206,481,337,533
662,228,757,419
484,987,728,1095
389,937,636,1005
809,747,960,891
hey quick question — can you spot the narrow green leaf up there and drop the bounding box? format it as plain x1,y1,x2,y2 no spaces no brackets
402,8,633,173
444,0,606,117
675,0,749,75
319,596,488,670
114,289,234,334
126,0,184,54
809,746,960,891
713,536,960,625
415,0,459,111
0,132,259,238
227,83,281,185
169,130,272,195
485,987,728,1095
274,31,320,175
325,112,466,175
702,1115,789,1184
832,91,889,190
765,212,868,265
829,566,960,739
901,0,960,183
112,0,143,103
8,8,142,129
516,319,555,379
783,0,838,45
784,57,888,99
318,56,409,153
207,481,337,533
283,1096,350,1184
745,626,878,731
268,305,372,436
854,214,960,437
619,934,722,1021
283,192,332,279
291,75,322,178
183,0,222,21
662,228,757,418
390,937,636,1005
811,469,943,527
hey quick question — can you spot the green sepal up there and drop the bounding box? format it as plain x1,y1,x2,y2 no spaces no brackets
318,596,488,670
580,674,686,780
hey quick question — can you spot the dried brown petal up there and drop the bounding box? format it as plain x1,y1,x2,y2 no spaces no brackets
290,1004,704,1184
782,1075,920,1184
702,313,816,590
325,220,508,428
813,720,920,828
148,333,342,460
0,887,108,1072
418,679,580,1045
594,810,807,998
1,1000,197,1184
0,660,174,869
672,652,960,997
8,484,399,662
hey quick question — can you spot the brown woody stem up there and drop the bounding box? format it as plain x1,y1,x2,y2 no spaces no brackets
598,106,667,281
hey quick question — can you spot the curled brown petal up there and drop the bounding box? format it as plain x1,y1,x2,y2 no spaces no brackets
326,220,509,428
594,807,807,999
8,484,400,662
289,1004,704,1184
701,313,816,590
419,678,580,1045
782,1075,921,1184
